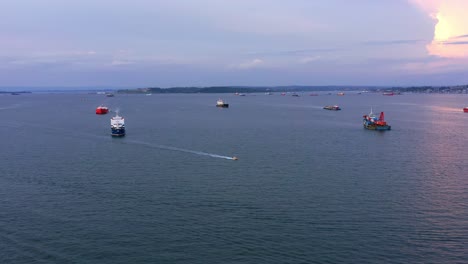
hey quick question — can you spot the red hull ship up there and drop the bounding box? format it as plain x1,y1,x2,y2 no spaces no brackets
464,107,468,113
96,106,109,115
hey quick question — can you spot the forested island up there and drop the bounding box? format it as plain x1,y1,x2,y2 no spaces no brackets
1,84,467,94
117,84,468,94
0,91,31,94
117,86,362,94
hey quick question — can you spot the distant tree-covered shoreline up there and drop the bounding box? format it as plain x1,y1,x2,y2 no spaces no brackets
117,84,468,94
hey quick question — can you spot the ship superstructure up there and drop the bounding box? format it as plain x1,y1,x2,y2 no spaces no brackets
111,113,125,136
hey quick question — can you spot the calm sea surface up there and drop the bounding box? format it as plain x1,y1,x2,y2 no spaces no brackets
0,92,467,263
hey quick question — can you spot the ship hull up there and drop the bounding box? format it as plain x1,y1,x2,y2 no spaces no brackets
323,106,341,110
111,128,125,137
464,108,468,113
96,109,108,114
216,104,229,108
363,123,391,130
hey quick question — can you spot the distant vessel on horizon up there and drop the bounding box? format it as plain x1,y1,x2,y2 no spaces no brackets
106,93,115,97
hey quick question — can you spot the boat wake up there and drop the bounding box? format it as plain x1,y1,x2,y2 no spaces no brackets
124,139,235,160
4,120,236,160
0,103,23,111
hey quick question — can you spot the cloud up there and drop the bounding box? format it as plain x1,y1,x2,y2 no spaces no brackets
453,34,468,39
231,58,264,69
111,60,134,66
247,48,339,57
409,0,441,15
409,0,468,58
0,50,99,68
159,0,326,36
219,13,325,36
363,39,424,46
428,35,468,57
443,41,468,45
299,56,321,64
400,57,468,74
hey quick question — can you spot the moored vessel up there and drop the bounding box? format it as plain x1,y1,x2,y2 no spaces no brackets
323,105,341,111
96,105,109,115
111,113,125,136
216,99,229,108
363,109,391,130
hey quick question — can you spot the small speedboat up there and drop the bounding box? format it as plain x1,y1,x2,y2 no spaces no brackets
323,105,341,111
232,156,238,160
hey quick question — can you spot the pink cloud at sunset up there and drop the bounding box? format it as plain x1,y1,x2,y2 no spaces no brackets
410,0,468,58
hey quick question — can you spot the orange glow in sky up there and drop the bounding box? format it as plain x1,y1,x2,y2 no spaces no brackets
434,13,452,41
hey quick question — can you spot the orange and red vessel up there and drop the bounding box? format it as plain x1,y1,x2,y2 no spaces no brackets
363,109,391,130
96,106,109,115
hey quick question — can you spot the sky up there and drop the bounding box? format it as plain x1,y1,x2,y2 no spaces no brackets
1,0,467,88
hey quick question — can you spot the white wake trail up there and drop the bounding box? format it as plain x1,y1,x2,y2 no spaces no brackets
124,139,235,160
2,120,236,160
